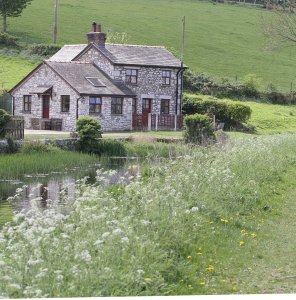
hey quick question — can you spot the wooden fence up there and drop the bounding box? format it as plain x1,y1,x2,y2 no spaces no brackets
132,113,183,131
4,117,25,140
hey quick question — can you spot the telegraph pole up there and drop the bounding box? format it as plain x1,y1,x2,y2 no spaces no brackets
54,0,59,44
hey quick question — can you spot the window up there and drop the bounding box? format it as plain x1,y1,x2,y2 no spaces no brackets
89,97,102,113
162,70,171,85
126,69,138,84
23,95,32,112
61,95,70,112
111,97,123,114
161,99,170,114
132,98,137,114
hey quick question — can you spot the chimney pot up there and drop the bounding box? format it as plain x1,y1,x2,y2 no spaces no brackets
87,22,106,47
92,22,97,32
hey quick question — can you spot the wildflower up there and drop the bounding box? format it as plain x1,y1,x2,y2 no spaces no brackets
137,269,144,275
8,284,21,290
208,258,214,262
209,221,214,224
144,278,152,282
221,219,229,224
240,241,246,246
187,255,192,260
199,282,206,286
206,265,214,272
102,232,110,239
121,237,129,243
232,287,238,292
196,252,203,255
80,250,92,262
191,206,199,212
240,230,248,236
94,239,104,246
251,233,257,238
112,228,123,235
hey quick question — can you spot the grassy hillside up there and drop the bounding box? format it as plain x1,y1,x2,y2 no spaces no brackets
0,56,37,90
1,0,296,91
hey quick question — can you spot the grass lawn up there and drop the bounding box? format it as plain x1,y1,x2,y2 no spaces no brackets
1,0,296,91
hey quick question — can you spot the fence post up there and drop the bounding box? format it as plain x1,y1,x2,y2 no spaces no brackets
148,113,151,131
155,114,158,131
174,114,177,131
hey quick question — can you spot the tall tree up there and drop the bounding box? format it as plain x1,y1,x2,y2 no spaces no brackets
0,0,33,33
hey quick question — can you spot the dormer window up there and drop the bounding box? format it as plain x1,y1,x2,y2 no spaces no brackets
162,70,171,85
125,69,138,84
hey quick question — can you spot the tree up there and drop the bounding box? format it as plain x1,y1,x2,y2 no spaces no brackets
263,9,296,50
0,0,33,33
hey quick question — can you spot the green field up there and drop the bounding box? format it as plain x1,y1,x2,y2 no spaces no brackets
1,0,296,91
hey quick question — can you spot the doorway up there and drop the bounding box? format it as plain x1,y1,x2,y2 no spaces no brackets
42,95,50,119
142,98,152,128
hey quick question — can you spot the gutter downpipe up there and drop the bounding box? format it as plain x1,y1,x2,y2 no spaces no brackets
76,96,84,120
175,64,185,115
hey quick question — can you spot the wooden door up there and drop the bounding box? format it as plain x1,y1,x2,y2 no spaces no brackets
142,98,152,128
42,95,50,119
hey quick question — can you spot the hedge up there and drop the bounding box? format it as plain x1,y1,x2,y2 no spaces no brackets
182,95,252,127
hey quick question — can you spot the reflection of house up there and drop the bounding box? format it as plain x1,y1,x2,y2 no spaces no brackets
9,23,186,131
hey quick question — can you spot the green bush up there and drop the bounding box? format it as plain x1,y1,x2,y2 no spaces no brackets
182,95,252,127
21,142,62,154
28,44,61,57
184,113,215,144
76,117,102,153
0,109,11,138
0,33,18,47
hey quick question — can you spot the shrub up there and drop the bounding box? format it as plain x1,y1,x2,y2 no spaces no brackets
182,95,252,128
76,117,102,153
28,44,61,57
183,95,252,128
6,136,19,153
0,33,18,47
0,109,11,138
184,113,215,144
242,74,261,98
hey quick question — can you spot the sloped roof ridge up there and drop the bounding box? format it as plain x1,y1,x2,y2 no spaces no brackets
106,43,166,48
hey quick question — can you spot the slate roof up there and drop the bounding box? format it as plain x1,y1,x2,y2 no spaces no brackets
49,43,183,68
46,61,135,96
48,45,87,62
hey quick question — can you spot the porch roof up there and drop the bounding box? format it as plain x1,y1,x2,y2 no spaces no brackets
45,61,136,97
29,85,53,94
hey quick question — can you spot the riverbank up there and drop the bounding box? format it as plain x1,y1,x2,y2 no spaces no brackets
0,134,295,296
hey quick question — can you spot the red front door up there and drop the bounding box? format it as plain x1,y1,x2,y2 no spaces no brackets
42,95,50,119
142,98,152,128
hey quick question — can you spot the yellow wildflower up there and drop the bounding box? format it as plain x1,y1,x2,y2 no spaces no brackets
144,278,152,281
221,219,229,224
208,258,214,262
187,255,192,260
240,229,248,236
232,287,238,292
206,265,214,271
199,282,206,286
196,252,203,255
209,221,214,224
240,241,246,246
251,233,257,238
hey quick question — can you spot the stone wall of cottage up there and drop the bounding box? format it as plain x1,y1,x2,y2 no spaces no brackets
75,47,114,77
78,96,133,131
76,47,182,115
12,64,79,131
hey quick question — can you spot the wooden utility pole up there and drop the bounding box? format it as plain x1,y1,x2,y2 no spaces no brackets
54,0,59,44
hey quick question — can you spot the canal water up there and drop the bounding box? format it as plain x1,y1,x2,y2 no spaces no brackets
0,158,140,226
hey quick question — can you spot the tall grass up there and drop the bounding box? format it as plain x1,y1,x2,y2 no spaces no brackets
0,151,99,180
1,134,296,296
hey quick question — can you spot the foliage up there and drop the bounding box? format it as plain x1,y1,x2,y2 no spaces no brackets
0,33,18,47
28,44,61,57
184,113,215,144
0,0,33,32
1,135,296,295
76,117,102,153
5,136,19,153
96,139,127,157
21,141,62,154
242,74,261,97
0,108,11,137
182,95,252,128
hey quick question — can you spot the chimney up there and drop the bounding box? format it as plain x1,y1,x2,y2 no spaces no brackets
87,22,106,47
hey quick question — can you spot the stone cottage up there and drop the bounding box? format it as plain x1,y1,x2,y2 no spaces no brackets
10,23,186,132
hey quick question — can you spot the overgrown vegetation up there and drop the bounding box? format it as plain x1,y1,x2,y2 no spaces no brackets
0,108,11,137
184,114,216,144
184,70,296,104
1,134,296,296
